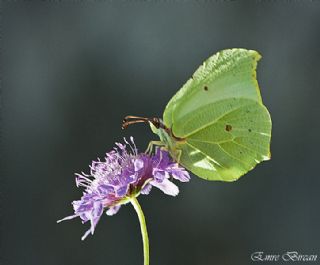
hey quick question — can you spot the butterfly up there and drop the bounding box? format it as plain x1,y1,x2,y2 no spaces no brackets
122,49,271,181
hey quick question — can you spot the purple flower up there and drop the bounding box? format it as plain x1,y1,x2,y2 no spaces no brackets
57,137,190,240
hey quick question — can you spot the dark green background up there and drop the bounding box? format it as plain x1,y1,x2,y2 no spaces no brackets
2,2,320,265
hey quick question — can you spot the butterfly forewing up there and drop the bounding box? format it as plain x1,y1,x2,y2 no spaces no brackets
163,49,263,130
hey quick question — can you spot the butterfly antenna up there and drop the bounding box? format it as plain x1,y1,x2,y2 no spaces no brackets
122,116,150,129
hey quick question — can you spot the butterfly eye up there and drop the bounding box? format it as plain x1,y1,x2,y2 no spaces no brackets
150,118,161,129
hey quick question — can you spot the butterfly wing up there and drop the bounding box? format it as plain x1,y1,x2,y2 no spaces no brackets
163,49,272,181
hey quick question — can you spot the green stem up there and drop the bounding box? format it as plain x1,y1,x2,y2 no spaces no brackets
131,197,150,265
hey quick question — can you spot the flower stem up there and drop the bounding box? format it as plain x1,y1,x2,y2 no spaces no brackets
131,197,150,265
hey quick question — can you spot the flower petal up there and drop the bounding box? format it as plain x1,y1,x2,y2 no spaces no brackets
106,205,121,216
150,178,179,196
56,214,78,223
98,184,115,195
81,228,92,241
153,169,169,182
141,183,152,195
93,201,104,217
116,185,129,197
134,158,144,171
171,168,190,182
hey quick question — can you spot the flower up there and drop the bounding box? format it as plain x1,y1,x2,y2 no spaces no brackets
57,137,190,240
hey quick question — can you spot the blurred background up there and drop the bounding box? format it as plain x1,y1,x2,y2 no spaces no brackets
2,2,320,265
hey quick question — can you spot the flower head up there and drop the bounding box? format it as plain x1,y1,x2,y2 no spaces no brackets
57,137,190,240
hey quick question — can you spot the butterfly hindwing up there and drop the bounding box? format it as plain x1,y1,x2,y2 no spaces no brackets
176,101,271,181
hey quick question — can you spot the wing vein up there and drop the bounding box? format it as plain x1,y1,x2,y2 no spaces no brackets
216,143,250,169
231,139,265,156
180,102,248,138
186,142,228,171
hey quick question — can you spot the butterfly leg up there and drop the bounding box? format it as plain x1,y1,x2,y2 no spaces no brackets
145,141,165,154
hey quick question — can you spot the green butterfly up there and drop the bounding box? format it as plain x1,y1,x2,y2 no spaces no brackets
123,48,272,181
